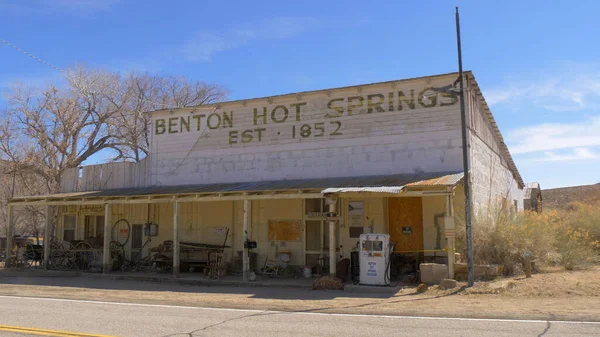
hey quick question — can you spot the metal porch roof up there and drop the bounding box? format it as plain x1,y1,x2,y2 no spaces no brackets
321,172,463,194
10,171,463,204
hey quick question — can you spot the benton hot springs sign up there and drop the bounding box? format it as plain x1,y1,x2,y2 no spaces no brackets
153,87,458,146
149,76,464,185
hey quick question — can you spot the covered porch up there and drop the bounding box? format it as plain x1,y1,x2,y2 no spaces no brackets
5,171,463,284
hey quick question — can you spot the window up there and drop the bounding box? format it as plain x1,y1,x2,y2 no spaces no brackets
362,240,383,252
305,199,322,214
84,215,105,238
305,220,321,251
372,240,383,252
362,240,372,251
63,215,76,242
304,198,340,251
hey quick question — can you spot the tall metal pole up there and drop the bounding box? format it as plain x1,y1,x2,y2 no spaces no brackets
455,7,474,287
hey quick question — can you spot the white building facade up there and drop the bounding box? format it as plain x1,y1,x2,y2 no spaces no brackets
8,71,524,281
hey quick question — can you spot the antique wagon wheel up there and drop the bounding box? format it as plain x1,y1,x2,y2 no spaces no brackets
47,236,62,270
51,241,75,271
111,219,131,246
74,242,94,271
49,239,63,270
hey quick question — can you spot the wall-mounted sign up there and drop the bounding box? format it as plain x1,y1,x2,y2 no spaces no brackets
367,261,378,277
144,223,158,237
349,201,364,227
350,226,364,238
307,212,327,219
81,205,104,213
148,76,462,187
268,220,302,241
402,227,412,235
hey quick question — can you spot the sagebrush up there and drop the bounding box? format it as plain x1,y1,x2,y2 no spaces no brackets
454,200,600,274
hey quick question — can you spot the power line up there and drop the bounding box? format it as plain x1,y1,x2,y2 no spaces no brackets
0,38,192,110
0,39,64,73
1,38,218,132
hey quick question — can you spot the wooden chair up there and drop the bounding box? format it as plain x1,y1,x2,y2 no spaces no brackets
262,252,291,277
207,251,225,280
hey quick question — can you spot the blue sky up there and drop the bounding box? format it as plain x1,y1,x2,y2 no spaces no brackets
1,0,599,189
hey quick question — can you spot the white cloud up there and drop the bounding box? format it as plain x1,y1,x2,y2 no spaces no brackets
182,17,313,62
507,115,600,154
539,148,600,162
484,69,600,112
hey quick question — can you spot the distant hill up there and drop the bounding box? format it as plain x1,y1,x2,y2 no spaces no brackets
543,184,600,210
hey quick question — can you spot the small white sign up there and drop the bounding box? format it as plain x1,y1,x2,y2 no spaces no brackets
367,261,378,277
349,201,364,227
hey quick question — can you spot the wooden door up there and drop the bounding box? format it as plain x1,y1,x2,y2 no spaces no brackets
131,224,144,262
388,197,423,252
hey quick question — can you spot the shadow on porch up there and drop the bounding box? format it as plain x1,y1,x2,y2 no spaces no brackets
0,267,408,300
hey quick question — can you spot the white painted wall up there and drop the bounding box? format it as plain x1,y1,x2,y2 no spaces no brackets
252,199,304,266
148,74,464,186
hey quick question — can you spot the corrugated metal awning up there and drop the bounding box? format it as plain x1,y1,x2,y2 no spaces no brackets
9,171,463,205
321,186,404,194
321,172,463,194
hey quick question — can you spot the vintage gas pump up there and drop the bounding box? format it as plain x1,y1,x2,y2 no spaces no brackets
359,234,391,286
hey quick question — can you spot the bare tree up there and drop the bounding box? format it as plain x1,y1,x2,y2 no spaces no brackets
0,65,227,195
0,66,226,245
109,72,226,162
0,161,46,239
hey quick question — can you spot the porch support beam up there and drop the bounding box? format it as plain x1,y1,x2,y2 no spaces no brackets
325,194,338,277
173,199,180,277
103,203,112,274
445,191,456,279
44,205,51,270
242,198,251,282
5,205,14,268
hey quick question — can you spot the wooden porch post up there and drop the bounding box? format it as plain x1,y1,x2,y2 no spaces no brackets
445,192,456,279
103,203,112,274
5,205,14,268
44,205,51,270
325,195,338,277
242,198,251,282
173,200,180,277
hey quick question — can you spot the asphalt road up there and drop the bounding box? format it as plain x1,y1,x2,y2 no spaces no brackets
0,296,599,337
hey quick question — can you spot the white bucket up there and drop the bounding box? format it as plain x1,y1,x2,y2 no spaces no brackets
303,266,312,278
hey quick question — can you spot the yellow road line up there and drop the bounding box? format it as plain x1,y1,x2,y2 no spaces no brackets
0,325,117,337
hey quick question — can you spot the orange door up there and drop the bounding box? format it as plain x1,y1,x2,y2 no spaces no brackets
388,197,423,252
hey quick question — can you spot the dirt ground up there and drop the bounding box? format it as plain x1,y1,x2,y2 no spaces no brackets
1,266,599,322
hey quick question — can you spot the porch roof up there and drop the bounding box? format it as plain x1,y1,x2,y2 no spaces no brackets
8,171,463,206
322,172,463,194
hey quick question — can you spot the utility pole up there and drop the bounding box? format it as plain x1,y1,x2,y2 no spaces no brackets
455,6,474,287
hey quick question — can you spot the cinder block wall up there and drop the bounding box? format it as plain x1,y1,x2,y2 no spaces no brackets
148,74,465,186
466,81,524,214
